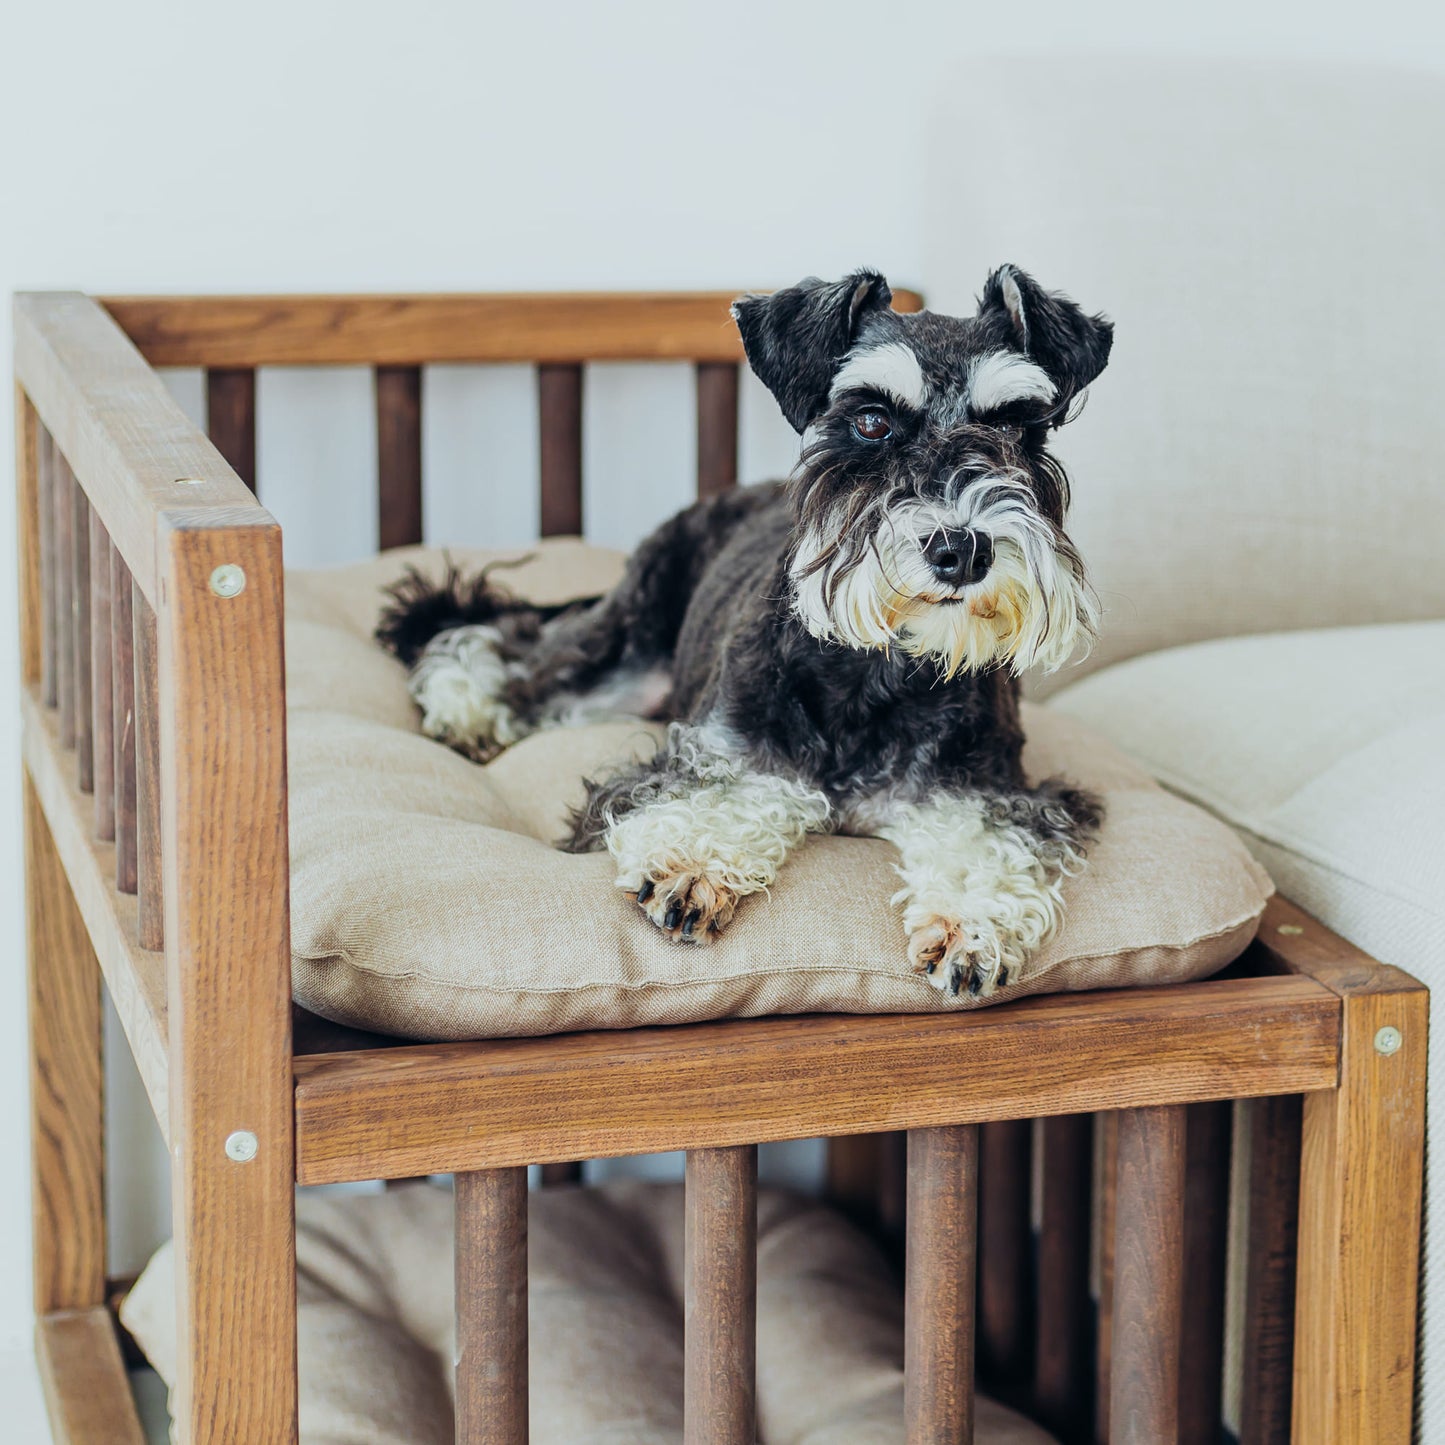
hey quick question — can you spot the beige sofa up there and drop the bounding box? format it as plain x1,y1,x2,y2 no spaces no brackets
925,55,1445,1438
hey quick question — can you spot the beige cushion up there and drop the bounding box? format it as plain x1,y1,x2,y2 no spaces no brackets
1049,619,1445,1440
283,543,1271,1040
121,1180,1059,1445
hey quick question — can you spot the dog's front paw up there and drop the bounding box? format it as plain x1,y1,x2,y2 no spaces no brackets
906,899,1056,1000
628,867,740,942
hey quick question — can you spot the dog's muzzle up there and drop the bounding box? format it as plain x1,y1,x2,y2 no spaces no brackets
922,528,993,588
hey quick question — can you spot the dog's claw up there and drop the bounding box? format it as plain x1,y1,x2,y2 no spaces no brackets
966,968,984,998
682,909,700,939
663,901,683,930
996,966,1010,989
636,879,655,903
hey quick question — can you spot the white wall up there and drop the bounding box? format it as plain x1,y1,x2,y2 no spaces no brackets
2,0,1443,1359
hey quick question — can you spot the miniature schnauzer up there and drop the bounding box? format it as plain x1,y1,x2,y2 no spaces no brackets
377,266,1113,997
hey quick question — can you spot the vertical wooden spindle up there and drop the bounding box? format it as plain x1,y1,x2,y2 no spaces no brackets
977,1119,1033,1398
1094,1112,1118,1445
1179,1101,1232,1445
71,486,94,791
684,1145,757,1445
112,545,138,895
538,1162,582,1187
1239,1095,1302,1445
455,1167,529,1445
55,453,76,746
906,1124,978,1444
1110,1104,1186,1445
538,364,583,537
206,367,258,493
89,512,115,840
376,365,423,549
37,423,59,706
134,586,163,950
695,361,740,499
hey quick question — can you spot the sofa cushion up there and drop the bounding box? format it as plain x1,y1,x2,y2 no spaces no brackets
282,543,1272,1041
121,1180,1059,1445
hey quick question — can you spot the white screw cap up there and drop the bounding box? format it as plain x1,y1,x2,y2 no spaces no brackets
1374,1026,1403,1057
209,564,246,598
225,1130,259,1162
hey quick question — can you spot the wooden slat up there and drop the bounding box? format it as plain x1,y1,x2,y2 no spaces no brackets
376,365,423,548
905,1124,978,1443
112,545,138,894
455,1168,529,1445
695,361,739,498
1035,1114,1094,1439
21,689,169,1135
1110,1104,1186,1445
1094,1113,1118,1445
1179,1100,1232,1445
26,777,105,1314
206,367,257,492
1239,1094,1302,1445
18,385,46,693
71,482,93,791
977,1119,1033,1397
35,1309,146,1445
158,517,296,1444
538,364,583,537
105,289,928,367
292,974,1339,1185
55,449,76,745
684,1145,757,1445
88,511,115,839
134,587,162,951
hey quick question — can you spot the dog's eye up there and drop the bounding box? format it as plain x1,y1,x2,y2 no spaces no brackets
852,409,892,442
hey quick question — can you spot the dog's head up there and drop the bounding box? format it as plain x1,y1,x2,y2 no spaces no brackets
733,267,1111,676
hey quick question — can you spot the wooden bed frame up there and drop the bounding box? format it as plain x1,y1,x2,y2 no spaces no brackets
13,289,1427,1444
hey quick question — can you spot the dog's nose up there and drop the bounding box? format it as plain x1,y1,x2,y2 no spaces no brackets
923,529,993,587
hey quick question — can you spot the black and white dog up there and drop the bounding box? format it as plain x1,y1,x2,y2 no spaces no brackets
377,267,1112,998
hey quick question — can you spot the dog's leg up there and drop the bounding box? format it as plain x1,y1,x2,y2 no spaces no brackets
876,782,1101,998
565,722,831,941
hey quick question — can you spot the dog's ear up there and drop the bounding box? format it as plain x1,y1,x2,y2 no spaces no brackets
979,265,1113,419
732,271,893,432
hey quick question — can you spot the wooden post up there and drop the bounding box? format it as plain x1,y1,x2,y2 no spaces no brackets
977,1118,1033,1397
538,1161,582,1187
376,365,423,549
112,545,138,895
684,1145,757,1445
1035,1114,1094,1438
455,1168,529,1445
538,364,583,537
18,387,46,696
1180,1101,1232,1445
695,361,739,498
1095,1113,1118,1445
206,368,257,493
134,587,163,951
55,452,76,746
89,510,115,841
71,484,93,792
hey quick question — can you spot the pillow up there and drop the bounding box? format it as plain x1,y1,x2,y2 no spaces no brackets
121,1180,1059,1445
283,544,1272,1041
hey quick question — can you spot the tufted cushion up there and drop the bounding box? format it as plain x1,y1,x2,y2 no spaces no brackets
122,1180,1059,1445
282,542,1271,1041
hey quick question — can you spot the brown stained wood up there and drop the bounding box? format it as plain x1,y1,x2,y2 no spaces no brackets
157,518,296,1444
18,386,45,693
1179,1101,1232,1445
1254,894,1422,997
35,1308,147,1445
1291,976,1426,1443
977,1119,1033,1396
21,689,169,1136
88,510,115,839
695,361,739,498
112,544,137,894
905,1124,978,1443
55,450,76,746
1035,1114,1094,1441
25,777,105,1314
455,1168,529,1445
1095,1113,1118,1445
105,289,929,367
539,1161,582,1186
134,588,162,952
1240,1095,1301,1445
71,483,94,792
877,1128,908,1245
685,1145,757,1445
825,1132,885,1226
1110,1104,1186,1445
538,363,583,537
292,974,1338,1185
375,365,423,549
206,367,257,492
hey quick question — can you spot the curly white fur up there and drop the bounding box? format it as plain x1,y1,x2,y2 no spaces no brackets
408,625,528,760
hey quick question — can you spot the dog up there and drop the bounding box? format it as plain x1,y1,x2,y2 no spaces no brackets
377,266,1113,998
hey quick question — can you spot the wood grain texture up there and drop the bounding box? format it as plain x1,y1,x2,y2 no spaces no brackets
21,689,169,1135
158,518,297,1445
71,483,93,791
292,975,1339,1185
35,1308,146,1445
1240,1094,1302,1445
977,1118,1033,1398
1255,894,1422,996
25,777,105,1314
112,545,137,894
455,1168,529,1445
695,361,739,498
1110,1105,1186,1445
1094,1112,1118,1445
1179,1100,1232,1445
684,1146,757,1445
205,367,257,492
375,365,423,549
538,363,583,537
906,1125,978,1443
55,450,76,746
1291,976,1426,1443
134,588,162,952
104,289,928,367
18,385,44,690
88,511,115,840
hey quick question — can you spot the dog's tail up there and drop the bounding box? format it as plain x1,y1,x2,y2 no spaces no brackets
375,559,597,668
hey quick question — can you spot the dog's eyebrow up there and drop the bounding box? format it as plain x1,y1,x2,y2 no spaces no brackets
829,342,928,409
968,351,1056,413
